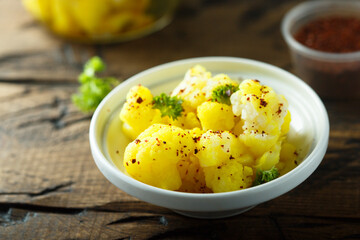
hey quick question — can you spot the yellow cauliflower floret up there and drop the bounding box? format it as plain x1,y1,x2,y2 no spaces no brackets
255,140,282,170
281,110,291,136
196,130,246,167
159,112,201,130
119,85,160,140
123,124,194,190
69,0,111,35
197,101,235,131
203,160,254,193
239,132,278,157
231,79,290,157
233,117,245,136
276,142,299,175
177,155,211,193
231,79,289,134
203,74,239,100
171,65,211,112
171,66,239,113
23,0,53,23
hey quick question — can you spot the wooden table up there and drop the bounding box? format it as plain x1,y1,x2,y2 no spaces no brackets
1,0,359,239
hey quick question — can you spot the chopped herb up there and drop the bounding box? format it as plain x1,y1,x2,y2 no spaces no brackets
253,167,280,186
152,93,184,120
72,56,119,113
211,84,239,105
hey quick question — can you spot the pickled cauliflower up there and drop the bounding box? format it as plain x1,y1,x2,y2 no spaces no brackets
115,65,300,193
22,0,156,41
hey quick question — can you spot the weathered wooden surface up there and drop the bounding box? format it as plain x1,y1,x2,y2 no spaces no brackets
0,0,359,239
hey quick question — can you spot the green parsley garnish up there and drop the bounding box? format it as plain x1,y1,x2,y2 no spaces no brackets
211,84,239,105
152,93,184,120
253,167,280,186
72,56,119,113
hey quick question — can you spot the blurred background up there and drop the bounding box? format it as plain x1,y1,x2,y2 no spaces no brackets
0,0,294,83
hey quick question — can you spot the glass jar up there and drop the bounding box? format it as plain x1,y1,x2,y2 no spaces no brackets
22,0,179,44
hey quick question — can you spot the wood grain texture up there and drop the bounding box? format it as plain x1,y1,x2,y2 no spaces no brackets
0,0,359,239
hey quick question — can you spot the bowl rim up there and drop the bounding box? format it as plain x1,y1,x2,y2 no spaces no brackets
89,56,329,211
281,0,360,61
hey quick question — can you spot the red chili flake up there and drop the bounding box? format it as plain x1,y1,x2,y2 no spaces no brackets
260,98,268,107
136,97,143,104
131,159,136,164
229,155,235,160
294,16,360,53
217,166,222,169
247,97,250,101
126,162,129,166
116,150,119,154
163,141,166,144
135,139,141,144
220,144,224,148
194,148,199,154
294,151,299,156
218,177,221,180
254,79,260,83
179,89,185,93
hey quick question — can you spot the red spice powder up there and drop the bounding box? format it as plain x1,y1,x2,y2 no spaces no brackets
294,16,360,53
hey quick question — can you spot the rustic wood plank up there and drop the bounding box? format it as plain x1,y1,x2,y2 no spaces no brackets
1,201,358,239
0,84,360,238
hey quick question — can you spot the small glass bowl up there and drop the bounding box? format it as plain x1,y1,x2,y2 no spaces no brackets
281,0,360,99
22,0,179,44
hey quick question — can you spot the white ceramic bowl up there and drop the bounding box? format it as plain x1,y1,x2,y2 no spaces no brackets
89,57,329,219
